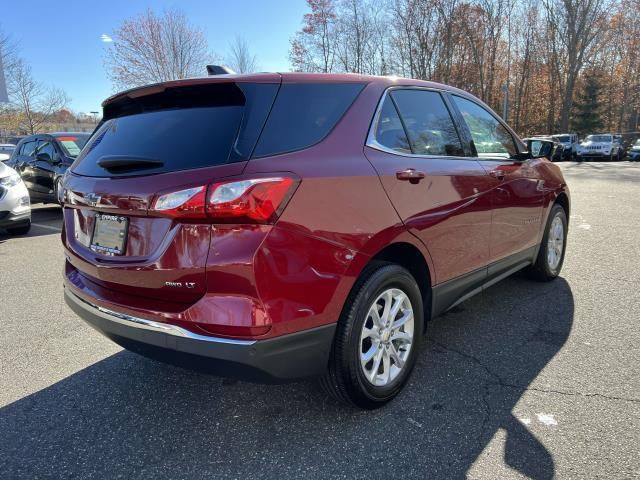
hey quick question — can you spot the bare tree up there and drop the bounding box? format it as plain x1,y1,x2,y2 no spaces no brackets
104,8,211,90
290,0,338,72
543,0,609,131
8,59,70,134
227,36,258,74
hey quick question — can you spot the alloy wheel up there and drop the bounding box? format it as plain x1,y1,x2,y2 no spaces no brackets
547,214,564,271
359,288,414,387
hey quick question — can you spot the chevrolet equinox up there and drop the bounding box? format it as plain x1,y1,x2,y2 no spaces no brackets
62,73,570,408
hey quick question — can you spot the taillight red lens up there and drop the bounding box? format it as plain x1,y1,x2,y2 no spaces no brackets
152,186,207,218
208,177,298,223
150,177,299,223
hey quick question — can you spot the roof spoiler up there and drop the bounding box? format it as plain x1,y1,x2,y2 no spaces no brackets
206,65,236,76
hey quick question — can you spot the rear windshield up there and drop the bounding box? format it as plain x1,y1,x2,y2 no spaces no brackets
253,83,365,157
56,135,89,158
72,83,278,177
556,135,570,143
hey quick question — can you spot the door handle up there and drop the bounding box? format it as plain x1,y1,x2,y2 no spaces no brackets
489,169,505,180
396,168,426,184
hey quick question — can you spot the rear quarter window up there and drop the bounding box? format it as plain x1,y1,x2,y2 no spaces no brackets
253,83,365,157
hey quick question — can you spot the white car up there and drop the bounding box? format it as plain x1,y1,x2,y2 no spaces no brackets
0,162,31,235
553,133,578,159
576,134,624,161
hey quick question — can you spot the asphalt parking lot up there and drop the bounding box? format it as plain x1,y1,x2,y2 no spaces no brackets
1,162,639,479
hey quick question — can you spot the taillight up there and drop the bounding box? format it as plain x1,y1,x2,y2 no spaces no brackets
152,186,207,218
208,177,298,223
150,176,299,223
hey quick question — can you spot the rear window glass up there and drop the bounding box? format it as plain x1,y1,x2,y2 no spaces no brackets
56,136,89,158
253,83,365,157
72,83,278,177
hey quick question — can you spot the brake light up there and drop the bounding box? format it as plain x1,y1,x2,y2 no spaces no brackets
152,186,207,218
150,176,299,223
208,177,298,223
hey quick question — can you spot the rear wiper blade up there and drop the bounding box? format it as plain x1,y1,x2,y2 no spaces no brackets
97,156,164,171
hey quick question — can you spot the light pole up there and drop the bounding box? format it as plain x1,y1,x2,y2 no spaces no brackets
90,111,99,124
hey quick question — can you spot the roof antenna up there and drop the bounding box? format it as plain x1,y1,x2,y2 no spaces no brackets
206,65,236,76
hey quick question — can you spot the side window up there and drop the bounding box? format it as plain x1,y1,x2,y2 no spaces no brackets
373,97,411,154
452,95,517,158
35,141,57,162
21,141,37,157
390,89,464,156
253,83,365,157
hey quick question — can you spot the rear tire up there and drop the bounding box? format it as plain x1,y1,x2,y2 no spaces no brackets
320,263,423,409
6,220,31,236
526,204,567,281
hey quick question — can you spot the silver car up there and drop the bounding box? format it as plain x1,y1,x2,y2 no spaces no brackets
0,162,31,235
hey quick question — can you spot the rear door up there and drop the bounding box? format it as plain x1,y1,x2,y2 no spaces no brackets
63,80,280,304
30,139,58,197
364,87,494,285
450,95,543,265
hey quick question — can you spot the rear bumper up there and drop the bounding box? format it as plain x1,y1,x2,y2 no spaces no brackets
65,288,336,383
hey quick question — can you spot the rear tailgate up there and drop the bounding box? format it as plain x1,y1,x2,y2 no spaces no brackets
63,77,280,305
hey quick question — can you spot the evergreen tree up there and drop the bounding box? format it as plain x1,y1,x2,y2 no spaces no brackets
572,72,604,135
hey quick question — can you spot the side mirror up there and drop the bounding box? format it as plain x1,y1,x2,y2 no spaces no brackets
527,139,554,159
36,152,51,163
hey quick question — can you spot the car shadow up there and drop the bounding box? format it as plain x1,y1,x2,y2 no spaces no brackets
0,275,573,479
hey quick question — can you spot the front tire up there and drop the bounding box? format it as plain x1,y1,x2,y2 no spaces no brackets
526,204,567,281
320,263,423,409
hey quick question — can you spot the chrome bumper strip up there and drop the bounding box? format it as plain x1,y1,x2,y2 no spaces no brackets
67,290,256,346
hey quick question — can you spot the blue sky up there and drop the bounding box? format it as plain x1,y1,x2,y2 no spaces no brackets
2,0,308,113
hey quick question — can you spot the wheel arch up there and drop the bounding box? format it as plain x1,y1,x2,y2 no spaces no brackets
554,191,570,220
348,239,434,328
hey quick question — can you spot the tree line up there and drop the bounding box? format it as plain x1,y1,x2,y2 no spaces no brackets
290,0,640,136
2,2,639,137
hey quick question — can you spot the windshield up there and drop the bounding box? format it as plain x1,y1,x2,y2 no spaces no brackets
56,135,89,158
556,135,571,143
585,135,611,143
634,139,640,146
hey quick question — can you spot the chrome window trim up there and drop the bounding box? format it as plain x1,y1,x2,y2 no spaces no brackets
366,86,471,160
68,290,256,346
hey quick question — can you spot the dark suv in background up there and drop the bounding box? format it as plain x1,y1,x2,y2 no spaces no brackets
62,73,569,408
8,133,89,204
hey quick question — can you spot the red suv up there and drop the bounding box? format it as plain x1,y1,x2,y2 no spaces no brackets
62,73,569,408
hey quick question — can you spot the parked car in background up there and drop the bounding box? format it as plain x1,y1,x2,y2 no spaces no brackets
576,134,624,161
8,133,89,204
523,136,562,161
553,133,578,160
0,144,16,162
0,162,31,235
628,139,640,161
62,73,569,409
613,135,626,157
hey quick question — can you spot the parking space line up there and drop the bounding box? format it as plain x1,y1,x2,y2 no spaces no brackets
32,223,62,232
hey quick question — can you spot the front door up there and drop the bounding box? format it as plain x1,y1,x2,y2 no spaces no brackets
450,95,544,265
364,88,495,285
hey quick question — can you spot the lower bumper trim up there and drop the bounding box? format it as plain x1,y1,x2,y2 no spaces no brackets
65,289,336,383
